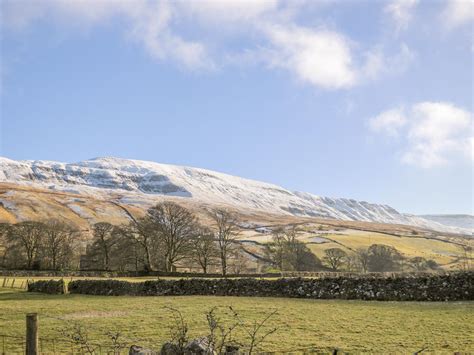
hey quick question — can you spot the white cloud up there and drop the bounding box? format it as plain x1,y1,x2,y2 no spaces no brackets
1,0,212,70
442,0,474,30
384,0,419,33
369,102,473,168
262,25,357,89
180,0,279,25
368,107,407,137
1,0,414,89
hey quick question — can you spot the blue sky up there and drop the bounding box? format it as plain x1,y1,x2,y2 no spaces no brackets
0,0,472,215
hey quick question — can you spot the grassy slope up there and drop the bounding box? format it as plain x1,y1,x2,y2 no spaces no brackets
304,230,466,268
0,288,473,353
241,228,470,269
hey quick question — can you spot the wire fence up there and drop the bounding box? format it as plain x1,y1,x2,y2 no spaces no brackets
0,333,135,354
0,312,342,355
1,277,29,290
0,332,340,355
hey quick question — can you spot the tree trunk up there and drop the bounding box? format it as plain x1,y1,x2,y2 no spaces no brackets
165,256,173,272
221,252,227,276
104,249,110,271
144,245,153,271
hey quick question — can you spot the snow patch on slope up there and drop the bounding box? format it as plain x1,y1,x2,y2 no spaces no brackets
0,156,470,234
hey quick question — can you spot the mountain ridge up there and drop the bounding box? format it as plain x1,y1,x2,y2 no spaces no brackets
0,156,470,234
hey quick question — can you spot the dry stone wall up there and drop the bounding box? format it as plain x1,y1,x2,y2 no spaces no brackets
59,272,474,301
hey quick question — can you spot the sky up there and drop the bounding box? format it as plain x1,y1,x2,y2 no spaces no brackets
0,0,472,215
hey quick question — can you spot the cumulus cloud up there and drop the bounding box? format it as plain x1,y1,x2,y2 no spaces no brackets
262,25,357,89
1,0,414,89
369,102,473,168
384,0,419,33
442,0,474,30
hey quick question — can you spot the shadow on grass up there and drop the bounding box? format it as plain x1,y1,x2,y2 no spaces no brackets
0,287,89,302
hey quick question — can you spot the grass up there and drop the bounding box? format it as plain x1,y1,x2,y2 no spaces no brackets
240,226,469,270
0,287,472,353
303,230,466,269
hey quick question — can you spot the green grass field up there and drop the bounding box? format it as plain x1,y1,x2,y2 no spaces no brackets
0,287,473,354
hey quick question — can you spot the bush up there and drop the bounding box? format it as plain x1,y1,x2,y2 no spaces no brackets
27,279,66,294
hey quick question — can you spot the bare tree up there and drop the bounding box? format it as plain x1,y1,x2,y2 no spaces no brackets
230,246,250,275
128,217,161,271
42,220,77,270
91,222,116,271
356,248,370,273
209,208,240,276
108,225,146,272
6,221,45,269
344,253,360,272
265,227,321,272
323,248,347,271
265,228,287,270
460,244,473,271
366,244,403,272
0,223,10,267
192,227,218,274
282,227,321,271
148,202,197,272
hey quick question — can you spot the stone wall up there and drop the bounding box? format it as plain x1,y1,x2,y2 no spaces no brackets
62,272,474,301
27,279,66,294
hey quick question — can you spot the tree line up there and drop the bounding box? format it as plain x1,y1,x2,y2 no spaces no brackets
264,227,441,272
0,202,245,275
0,202,448,274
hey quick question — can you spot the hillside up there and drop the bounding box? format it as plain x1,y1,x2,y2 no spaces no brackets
0,182,471,270
0,156,469,234
420,214,474,230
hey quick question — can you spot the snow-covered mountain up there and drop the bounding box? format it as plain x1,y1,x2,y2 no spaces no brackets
420,215,474,231
0,156,470,234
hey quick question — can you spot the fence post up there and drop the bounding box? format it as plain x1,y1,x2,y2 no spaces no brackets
26,313,38,355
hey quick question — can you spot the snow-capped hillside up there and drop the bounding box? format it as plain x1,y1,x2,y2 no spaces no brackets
0,157,469,234
420,215,474,231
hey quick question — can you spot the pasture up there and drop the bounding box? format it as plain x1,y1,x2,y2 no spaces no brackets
0,287,473,353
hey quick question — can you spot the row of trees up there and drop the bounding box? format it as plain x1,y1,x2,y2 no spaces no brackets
84,203,241,274
321,244,439,272
263,228,322,271
0,220,79,270
0,204,460,274
0,202,245,275
264,228,440,272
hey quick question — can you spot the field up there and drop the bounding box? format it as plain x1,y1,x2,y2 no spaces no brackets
240,227,470,270
1,287,473,353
